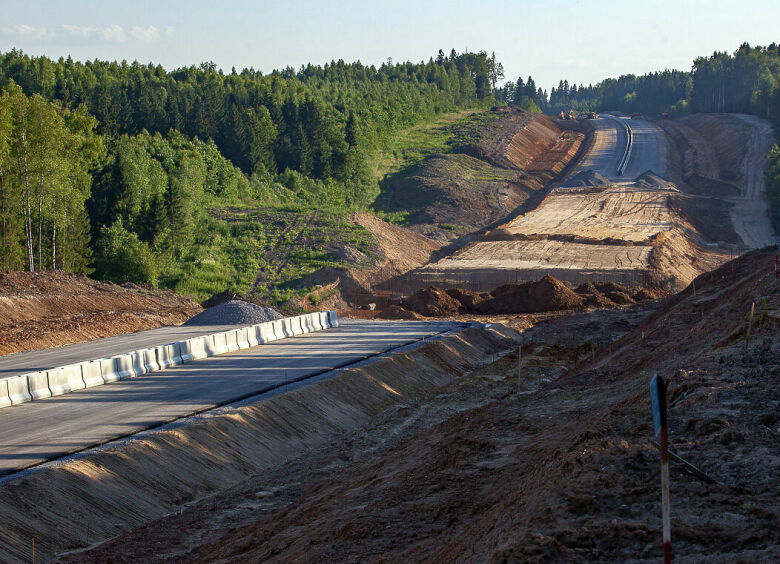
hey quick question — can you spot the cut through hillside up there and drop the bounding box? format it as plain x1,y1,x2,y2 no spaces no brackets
0,271,201,356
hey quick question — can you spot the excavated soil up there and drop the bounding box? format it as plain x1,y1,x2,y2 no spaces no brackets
0,271,200,355
59,249,779,563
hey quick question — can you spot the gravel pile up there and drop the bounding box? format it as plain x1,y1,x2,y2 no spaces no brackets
183,300,283,326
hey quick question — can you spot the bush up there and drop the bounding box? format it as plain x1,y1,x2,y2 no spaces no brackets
93,218,160,285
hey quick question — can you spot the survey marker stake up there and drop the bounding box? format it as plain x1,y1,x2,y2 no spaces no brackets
650,374,672,563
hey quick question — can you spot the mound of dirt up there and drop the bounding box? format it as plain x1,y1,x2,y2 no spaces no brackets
594,281,630,294
560,169,611,187
375,306,425,320
446,288,486,310
0,270,201,355
632,287,663,301
635,170,672,189
574,282,600,295
583,293,616,308
605,290,635,305
402,286,462,317
478,275,584,314
183,300,282,326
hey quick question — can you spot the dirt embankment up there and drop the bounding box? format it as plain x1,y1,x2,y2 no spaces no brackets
0,271,201,355
375,107,584,241
294,212,441,308
64,248,778,563
659,113,777,249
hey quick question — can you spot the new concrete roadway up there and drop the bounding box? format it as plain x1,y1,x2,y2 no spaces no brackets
0,319,460,475
568,114,668,180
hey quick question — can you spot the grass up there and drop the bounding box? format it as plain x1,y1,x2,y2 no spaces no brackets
369,109,485,182
161,207,380,305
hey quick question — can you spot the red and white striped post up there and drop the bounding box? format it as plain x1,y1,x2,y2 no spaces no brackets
650,374,671,563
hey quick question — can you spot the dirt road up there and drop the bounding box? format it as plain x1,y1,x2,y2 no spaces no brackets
728,114,777,248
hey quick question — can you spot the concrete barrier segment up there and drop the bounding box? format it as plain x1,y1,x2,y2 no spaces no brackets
130,350,147,377
81,360,104,388
26,371,51,400
236,327,252,349
141,348,160,373
327,310,339,327
0,379,10,409
289,315,303,336
113,354,135,380
48,364,85,396
312,312,325,331
98,357,120,383
156,343,182,369
224,330,240,353
7,375,32,405
181,337,207,362
245,325,259,348
256,323,274,344
318,311,329,329
270,319,285,340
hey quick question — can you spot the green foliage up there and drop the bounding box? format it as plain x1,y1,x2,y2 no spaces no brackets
93,219,159,285
0,82,104,272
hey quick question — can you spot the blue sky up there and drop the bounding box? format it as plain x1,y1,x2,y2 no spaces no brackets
2,0,778,91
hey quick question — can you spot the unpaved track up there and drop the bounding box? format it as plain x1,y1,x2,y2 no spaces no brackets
0,320,457,474
729,114,777,248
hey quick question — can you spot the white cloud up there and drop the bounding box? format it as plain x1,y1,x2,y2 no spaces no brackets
4,24,56,39
101,24,126,43
62,24,97,38
165,26,175,36
130,25,159,42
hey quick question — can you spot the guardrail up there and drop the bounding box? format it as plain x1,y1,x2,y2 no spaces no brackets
616,117,633,176
0,310,338,410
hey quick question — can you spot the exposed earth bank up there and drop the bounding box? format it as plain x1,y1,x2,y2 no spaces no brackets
0,271,201,356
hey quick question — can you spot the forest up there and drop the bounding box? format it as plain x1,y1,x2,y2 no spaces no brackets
1,43,779,298
0,48,496,295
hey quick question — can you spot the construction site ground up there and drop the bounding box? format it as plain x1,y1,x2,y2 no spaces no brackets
57,248,780,563
410,113,776,295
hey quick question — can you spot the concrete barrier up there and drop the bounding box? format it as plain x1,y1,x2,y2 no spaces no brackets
256,323,273,344
208,332,228,356
245,325,259,348
0,379,10,409
26,371,51,400
302,314,316,333
81,361,104,388
270,319,285,340
327,310,339,327
130,350,147,377
7,375,32,405
48,364,85,396
98,357,120,383
224,330,240,353
113,354,135,380
181,337,207,362
320,311,330,329
141,348,159,373
156,343,182,369
289,315,304,335
236,327,252,349
313,312,325,331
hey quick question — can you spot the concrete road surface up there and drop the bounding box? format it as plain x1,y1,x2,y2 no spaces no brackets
0,319,459,474
569,115,668,180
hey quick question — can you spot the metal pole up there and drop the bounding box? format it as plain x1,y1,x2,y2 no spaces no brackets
650,374,671,564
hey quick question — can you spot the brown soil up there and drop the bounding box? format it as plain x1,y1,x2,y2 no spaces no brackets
477,274,584,314
59,250,778,563
0,271,200,355
401,286,462,316
374,305,425,320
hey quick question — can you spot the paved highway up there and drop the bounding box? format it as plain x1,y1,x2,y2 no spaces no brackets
567,114,668,181
0,323,252,380
0,319,460,474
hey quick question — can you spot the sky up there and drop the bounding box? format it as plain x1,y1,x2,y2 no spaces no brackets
2,0,779,91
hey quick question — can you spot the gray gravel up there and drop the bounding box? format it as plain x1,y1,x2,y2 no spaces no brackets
183,300,283,326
